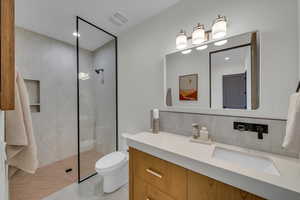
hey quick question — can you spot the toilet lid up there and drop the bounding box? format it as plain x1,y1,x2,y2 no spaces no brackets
96,151,127,170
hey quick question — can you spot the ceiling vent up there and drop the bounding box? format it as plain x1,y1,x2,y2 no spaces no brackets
109,12,128,26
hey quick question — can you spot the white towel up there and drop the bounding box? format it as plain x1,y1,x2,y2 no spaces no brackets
282,93,300,154
5,71,38,177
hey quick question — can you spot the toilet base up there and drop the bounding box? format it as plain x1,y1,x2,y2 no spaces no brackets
102,163,128,193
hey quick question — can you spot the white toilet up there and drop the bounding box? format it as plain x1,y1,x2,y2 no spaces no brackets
95,133,130,193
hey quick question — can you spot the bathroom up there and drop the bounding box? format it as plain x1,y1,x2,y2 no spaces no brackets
0,0,300,199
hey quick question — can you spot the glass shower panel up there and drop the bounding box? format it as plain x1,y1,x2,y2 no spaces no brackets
77,17,117,182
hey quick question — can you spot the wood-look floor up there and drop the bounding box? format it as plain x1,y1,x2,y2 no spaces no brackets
9,149,103,200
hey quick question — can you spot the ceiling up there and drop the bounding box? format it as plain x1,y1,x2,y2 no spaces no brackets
77,19,115,51
15,0,180,51
210,32,252,68
212,46,250,68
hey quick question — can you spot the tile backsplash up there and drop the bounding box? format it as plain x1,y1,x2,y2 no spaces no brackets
159,111,298,158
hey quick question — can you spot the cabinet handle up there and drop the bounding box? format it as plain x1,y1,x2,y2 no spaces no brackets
146,198,152,200
146,168,162,179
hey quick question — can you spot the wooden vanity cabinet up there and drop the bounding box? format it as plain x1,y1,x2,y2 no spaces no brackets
129,148,265,200
0,0,15,110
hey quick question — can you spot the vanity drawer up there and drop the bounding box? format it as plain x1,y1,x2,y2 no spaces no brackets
134,176,174,200
188,171,265,200
131,148,187,200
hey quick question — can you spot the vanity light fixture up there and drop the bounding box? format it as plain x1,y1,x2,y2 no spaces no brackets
181,49,192,54
73,31,80,37
196,45,208,50
212,15,227,39
176,15,228,49
192,24,205,45
176,30,188,50
214,40,228,46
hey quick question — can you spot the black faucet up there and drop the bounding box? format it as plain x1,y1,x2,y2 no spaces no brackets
233,122,268,140
257,126,264,140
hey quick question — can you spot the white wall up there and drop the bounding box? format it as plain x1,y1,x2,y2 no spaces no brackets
93,41,116,154
298,0,300,79
118,0,299,137
78,50,96,150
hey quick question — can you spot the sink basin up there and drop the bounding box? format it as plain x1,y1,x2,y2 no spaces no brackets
212,147,280,176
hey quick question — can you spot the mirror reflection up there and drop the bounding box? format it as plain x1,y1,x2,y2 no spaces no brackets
165,32,259,110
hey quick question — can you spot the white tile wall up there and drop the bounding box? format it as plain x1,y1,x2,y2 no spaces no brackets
16,27,92,166
160,111,298,158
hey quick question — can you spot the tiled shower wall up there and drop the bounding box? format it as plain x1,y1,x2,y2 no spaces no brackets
159,111,298,158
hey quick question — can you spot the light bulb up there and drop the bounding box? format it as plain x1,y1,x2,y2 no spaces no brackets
192,24,205,45
176,30,188,50
212,15,227,39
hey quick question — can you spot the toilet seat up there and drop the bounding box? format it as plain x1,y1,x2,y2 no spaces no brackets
95,151,128,174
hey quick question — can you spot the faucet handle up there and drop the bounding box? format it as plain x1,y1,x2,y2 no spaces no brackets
257,126,264,140
192,123,200,139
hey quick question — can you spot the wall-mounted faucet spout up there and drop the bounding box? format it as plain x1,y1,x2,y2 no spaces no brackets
233,122,268,140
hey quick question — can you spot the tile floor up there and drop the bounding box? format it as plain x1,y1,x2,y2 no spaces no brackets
43,175,128,200
10,149,103,200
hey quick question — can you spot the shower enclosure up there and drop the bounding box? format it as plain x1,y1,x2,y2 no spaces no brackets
76,17,118,182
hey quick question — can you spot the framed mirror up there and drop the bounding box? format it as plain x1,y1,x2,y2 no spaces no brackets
164,31,259,112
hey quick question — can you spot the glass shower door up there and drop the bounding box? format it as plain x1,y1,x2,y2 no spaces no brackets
76,17,117,182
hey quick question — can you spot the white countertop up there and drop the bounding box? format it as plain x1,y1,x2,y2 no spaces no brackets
126,132,300,200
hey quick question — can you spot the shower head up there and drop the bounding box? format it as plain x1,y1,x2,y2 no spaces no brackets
95,68,104,74
95,68,105,84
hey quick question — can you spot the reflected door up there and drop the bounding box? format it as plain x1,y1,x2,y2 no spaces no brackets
222,72,247,109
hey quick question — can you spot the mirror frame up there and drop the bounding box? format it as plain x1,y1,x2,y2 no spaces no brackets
209,33,259,110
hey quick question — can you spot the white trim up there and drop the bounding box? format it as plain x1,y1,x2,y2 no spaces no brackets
0,111,8,200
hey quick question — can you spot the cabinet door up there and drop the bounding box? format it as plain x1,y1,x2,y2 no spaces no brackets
133,177,147,200
188,171,265,200
147,183,174,200
131,148,187,200
215,181,265,200
188,171,217,200
0,0,15,110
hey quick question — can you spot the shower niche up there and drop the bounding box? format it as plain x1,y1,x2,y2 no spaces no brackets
24,79,40,112
76,17,118,182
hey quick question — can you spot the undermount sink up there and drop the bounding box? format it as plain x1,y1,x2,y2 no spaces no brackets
212,147,280,176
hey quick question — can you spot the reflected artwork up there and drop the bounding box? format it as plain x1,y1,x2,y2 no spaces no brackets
179,74,198,101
